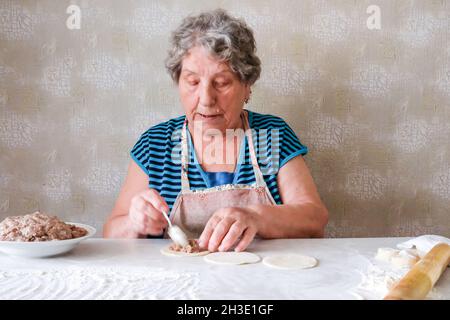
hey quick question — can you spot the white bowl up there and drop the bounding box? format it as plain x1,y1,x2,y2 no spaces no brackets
0,223,96,258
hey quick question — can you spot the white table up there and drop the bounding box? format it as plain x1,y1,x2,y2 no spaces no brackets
0,238,449,300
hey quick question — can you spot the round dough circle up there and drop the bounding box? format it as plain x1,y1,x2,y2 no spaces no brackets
203,252,261,265
160,245,209,257
263,254,318,270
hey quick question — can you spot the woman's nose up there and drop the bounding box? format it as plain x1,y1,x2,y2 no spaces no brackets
198,82,216,107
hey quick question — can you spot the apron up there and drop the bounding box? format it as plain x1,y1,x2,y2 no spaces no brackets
164,110,276,240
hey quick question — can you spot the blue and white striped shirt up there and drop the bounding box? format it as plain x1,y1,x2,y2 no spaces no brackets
130,109,308,210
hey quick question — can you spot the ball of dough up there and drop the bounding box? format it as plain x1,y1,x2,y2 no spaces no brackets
375,247,400,263
375,247,420,268
390,250,420,268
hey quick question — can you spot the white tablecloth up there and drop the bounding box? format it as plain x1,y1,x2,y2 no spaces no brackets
0,238,449,299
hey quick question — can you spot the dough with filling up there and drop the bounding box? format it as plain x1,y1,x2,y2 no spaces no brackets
160,239,209,257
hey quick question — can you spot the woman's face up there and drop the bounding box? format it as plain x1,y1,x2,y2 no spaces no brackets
178,46,250,134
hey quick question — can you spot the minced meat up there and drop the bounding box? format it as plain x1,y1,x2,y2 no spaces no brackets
0,211,87,242
169,239,203,253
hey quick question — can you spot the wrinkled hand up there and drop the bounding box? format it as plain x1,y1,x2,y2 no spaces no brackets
198,207,259,252
128,189,169,236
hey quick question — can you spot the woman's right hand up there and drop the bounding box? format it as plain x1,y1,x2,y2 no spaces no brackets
128,189,170,236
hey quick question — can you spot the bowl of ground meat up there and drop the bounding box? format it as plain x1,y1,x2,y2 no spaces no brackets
0,211,96,258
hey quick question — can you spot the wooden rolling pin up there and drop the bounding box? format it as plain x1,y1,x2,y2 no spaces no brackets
384,243,450,300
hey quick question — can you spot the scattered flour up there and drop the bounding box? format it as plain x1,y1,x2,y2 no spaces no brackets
0,266,200,299
352,262,444,300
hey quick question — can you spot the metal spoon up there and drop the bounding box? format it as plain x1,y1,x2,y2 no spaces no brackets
161,211,189,247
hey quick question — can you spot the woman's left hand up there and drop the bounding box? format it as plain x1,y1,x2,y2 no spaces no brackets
198,207,259,252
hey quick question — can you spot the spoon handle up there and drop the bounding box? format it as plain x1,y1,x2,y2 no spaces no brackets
161,211,172,228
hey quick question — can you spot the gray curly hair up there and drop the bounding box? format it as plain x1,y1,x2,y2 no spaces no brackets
165,9,261,85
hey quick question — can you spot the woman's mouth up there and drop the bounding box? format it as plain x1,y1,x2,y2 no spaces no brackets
197,113,222,119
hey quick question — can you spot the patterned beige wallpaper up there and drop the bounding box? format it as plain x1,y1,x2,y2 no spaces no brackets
0,0,449,237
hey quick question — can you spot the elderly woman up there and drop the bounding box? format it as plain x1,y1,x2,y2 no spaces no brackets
104,9,328,252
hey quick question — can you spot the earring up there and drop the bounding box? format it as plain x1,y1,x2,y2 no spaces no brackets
245,89,252,104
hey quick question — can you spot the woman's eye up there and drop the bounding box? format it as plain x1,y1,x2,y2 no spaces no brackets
214,81,229,88
187,81,199,86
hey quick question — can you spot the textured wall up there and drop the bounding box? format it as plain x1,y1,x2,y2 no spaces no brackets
0,0,449,237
